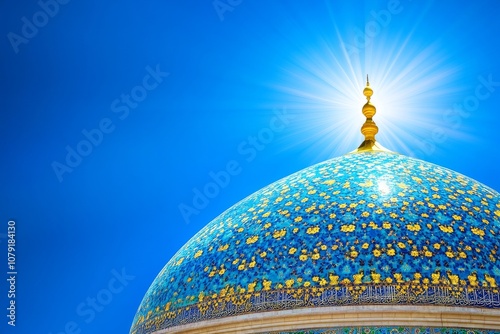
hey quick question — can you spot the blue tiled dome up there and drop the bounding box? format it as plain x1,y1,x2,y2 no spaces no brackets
131,151,500,334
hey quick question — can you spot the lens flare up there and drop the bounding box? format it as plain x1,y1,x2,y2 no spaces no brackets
274,24,468,160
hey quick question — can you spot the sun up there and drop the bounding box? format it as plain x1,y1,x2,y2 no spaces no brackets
275,24,466,160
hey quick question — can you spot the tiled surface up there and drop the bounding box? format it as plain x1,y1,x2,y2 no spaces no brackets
131,151,500,333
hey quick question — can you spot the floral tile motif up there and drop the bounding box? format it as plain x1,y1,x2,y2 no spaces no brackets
131,151,500,334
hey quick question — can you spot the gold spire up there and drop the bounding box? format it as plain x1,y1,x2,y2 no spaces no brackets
353,76,390,153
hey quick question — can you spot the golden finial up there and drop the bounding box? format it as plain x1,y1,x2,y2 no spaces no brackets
354,76,389,153
363,75,372,101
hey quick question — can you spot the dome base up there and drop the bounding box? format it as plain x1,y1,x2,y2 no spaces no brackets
147,305,500,334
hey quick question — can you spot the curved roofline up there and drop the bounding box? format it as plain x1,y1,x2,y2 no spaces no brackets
149,305,500,333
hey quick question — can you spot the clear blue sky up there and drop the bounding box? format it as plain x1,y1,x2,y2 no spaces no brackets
1,1,499,333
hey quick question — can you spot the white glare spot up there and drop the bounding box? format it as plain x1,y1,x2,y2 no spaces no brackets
378,180,390,195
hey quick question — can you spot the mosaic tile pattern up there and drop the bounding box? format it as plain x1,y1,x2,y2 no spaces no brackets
130,151,500,334
265,327,500,334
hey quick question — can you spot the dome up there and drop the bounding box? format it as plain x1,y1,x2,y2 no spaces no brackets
131,151,500,333
130,81,500,334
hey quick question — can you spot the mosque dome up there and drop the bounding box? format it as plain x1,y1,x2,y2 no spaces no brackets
130,80,500,334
